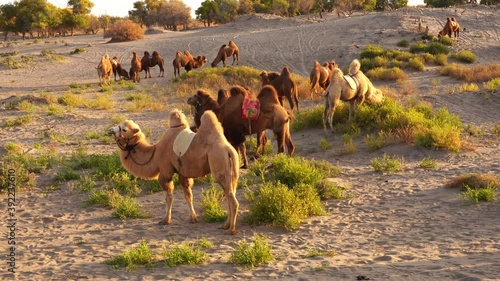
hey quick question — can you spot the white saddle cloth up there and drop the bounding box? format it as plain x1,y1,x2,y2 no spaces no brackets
173,128,196,157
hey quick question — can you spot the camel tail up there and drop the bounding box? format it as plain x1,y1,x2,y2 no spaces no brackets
349,59,361,75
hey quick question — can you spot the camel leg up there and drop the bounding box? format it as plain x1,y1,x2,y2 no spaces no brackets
255,132,268,157
224,189,239,235
283,122,295,156
286,95,295,111
180,176,198,223
275,131,286,154
238,143,248,169
159,176,174,225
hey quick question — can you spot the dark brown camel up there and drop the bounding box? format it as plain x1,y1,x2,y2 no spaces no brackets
260,66,299,112
187,86,294,168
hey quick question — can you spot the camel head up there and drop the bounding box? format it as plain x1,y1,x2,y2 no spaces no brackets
169,109,189,129
108,120,141,140
187,90,208,108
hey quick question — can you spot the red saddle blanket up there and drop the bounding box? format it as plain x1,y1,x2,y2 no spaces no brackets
242,97,260,120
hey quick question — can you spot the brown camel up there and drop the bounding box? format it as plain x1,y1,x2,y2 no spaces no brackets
309,60,337,97
187,86,294,168
130,51,142,82
111,56,129,80
141,51,153,79
210,40,239,67
438,17,460,40
152,51,165,77
172,50,208,78
108,109,240,235
260,66,299,112
96,54,113,84
323,59,384,133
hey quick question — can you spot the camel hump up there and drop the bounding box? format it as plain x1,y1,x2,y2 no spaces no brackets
349,59,361,75
198,110,223,134
230,86,248,97
281,66,290,76
258,85,280,104
152,51,159,57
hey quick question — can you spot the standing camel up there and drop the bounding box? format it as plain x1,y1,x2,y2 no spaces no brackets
211,40,239,67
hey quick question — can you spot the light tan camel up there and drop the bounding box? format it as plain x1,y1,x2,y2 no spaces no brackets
108,109,240,235
129,51,142,83
96,55,113,84
210,40,239,67
323,59,384,133
172,50,208,78
260,66,299,112
309,60,337,98
438,17,460,40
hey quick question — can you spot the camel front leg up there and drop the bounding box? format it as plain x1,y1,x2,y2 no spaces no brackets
180,176,198,223
159,177,174,225
224,189,239,235
238,143,248,169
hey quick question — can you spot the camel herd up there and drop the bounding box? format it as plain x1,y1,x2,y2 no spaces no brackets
106,21,485,232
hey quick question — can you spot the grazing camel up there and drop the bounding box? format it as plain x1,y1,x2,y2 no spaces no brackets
211,40,239,67
309,60,337,97
260,66,299,112
187,86,294,168
322,59,384,133
438,17,460,40
172,50,208,78
96,55,113,84
111,56,129,80
108,109,240,235
150,51,165,77
130,51,142,82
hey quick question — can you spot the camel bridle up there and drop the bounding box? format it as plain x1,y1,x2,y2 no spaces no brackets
114,125,156,166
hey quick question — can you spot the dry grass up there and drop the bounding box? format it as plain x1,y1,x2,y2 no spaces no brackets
445,174,500,190
439,63,500,82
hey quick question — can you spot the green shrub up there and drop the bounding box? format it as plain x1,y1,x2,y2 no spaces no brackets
341,134,356,154
458,184,496,204
229,233,273,268
366,67,408,81
370,154,404,173
373,56,389,67
434,53,448,65
104,19,144,42
70,48,86,54
425,42,450,55
483,78,500,92
439,36,455,46
112,196,149,219
315,181,348,200
409,41,427,53
268,154,327,187
397,39,409,47
419,157,438,169
408,57,425,71
199,186,227,223
452,50,476,63
360,57,376,72
85,188,122,207
291,105,325,131
360,44,385,59
163,242,207,267
104,239,155,271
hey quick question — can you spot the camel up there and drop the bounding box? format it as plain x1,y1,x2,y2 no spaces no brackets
210,40,239,67
129,51,142,82
309,60,337,97
111,56,129,81
96,55,113,84
141,51,153,79
438,17,460,40
323,59,384,133
108,109,240,235
150,51,165,77
187,86,294,168
260,66,300,112
172,50,208,78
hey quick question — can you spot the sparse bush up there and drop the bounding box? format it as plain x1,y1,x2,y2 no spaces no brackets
370,154,404,173
451,50,476,63
104,239,155,271
112,196,149,219
360,44,385,58
409,41,427,53
315,181,348,200
457,83,479,93
163,242,207,267
439,36,454,46
199,186,227,223
439,63,500,82
425,42,450,55
445,173,499,190
483,78,500,92
419,157,438,169
434,53,448,65
57,92,85,106
320,138,332,150
366,67,408,81
408,57,425,71
397,39,409,47
268,154,327,187
229,233,273,268
458,184,496,204
70,48,86,54
104,19,144,42
341,134,356,154
291,105,326,131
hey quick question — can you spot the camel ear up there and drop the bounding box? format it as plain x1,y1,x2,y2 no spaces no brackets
132,128,140,134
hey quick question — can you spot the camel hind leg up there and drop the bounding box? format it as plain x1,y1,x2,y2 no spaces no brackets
179,176,198,223
159,176,175,225
283,121,295,156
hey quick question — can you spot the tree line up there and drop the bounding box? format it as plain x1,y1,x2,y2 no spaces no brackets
1,0,497,40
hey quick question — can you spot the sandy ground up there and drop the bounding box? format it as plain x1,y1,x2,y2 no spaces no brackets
1,4,500,281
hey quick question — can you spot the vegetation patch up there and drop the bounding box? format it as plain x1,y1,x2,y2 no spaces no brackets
163,241,207,267
104,239,155,271
371,154,404,173
451,50,476,63
445,173,499,190
439,63,500,82
229,233,273,268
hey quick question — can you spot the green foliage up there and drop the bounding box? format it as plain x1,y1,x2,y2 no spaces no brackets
292,105,345,131
320,137,332,150
268,154,327,187
366,67,408,81
410,41,449,55
58,92,85,106
434,53,448,65
408,57,425,71
229,233,273,268
112,196,149,219
397,39,409,47
341,133,356,154
484,78,500,92
85,188,122,207
104,239,155,271
305,247,337,257
70,48,86,54
163,242,207,267
458,184,496,204
419,157,438,169
199,186,227,223
0,156,36,191
361,44,385,59
53,167,80,183
370,154,404,173
439,36,455,46
451,50,476,63
3,115,34,127
315,181,348,200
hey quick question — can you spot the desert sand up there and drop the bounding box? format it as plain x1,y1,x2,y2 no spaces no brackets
1,4,500,281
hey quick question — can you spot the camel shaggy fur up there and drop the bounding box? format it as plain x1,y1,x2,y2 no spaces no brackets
172,50,208,78
96,55,113,84
111,56,129,80
130,51,142,82
187,86,294,168
210,40,239,67
438,17,460,40
323,59,384,133
109,109,240,234
260,66,299,112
